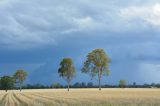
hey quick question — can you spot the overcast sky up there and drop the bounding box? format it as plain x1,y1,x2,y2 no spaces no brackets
0,0,160,85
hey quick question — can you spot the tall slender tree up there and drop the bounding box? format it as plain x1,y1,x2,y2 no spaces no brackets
14,69,27,92
82,49,110,90
58,58,76,91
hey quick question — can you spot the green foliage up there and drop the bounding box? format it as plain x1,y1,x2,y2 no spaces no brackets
0,76,14,92
13,69,27,91
52,82,61,88
82,49,110,78
87,82,94,87
82,49,110,90
58,58,76,91
119,80,126,88
14,69,27,83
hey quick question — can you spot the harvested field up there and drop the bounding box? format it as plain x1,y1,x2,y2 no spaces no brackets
0,88,160,106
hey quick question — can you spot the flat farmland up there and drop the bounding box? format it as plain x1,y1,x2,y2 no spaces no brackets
0,88,160,106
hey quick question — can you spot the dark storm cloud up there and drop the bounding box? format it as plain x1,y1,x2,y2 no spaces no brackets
1,0,160,84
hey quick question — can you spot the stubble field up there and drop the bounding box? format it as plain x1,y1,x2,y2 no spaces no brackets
0,88,160,106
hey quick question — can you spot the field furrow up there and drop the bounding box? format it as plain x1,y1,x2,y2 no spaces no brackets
14,91,44,106
12,91,29,106
30,92,79,103
0,92,7,106
4,91,15,106
21,92,59,106
10,91,20,106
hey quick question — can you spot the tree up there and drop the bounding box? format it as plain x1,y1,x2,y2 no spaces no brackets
0,76,14,92
133,82,136,88
119,80,126,88
81,82,86,88
58,58,76,91
87,82,93,88
82,49,110,90
13,69,27,92
73,82,82,88
52,82,61,88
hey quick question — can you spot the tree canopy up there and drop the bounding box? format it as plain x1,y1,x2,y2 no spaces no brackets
119,80,126,88
0,76,14,92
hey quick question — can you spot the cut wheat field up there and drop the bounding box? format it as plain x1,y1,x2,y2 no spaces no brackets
0,88,160,106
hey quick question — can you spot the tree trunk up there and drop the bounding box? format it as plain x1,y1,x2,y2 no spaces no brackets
98,77,101,91
98,69,102,91
5,89,7,92
67,80,70,91
19,82,22,92
67,83,69,91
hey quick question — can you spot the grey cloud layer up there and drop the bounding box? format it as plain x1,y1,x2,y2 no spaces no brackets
1,0,160,49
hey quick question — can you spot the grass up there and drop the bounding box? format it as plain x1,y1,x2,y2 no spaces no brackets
0,88,160,106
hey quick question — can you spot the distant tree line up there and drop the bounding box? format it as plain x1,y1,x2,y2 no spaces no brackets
21,82,160,89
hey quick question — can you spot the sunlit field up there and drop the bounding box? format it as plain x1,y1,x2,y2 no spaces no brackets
0,88,160,106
